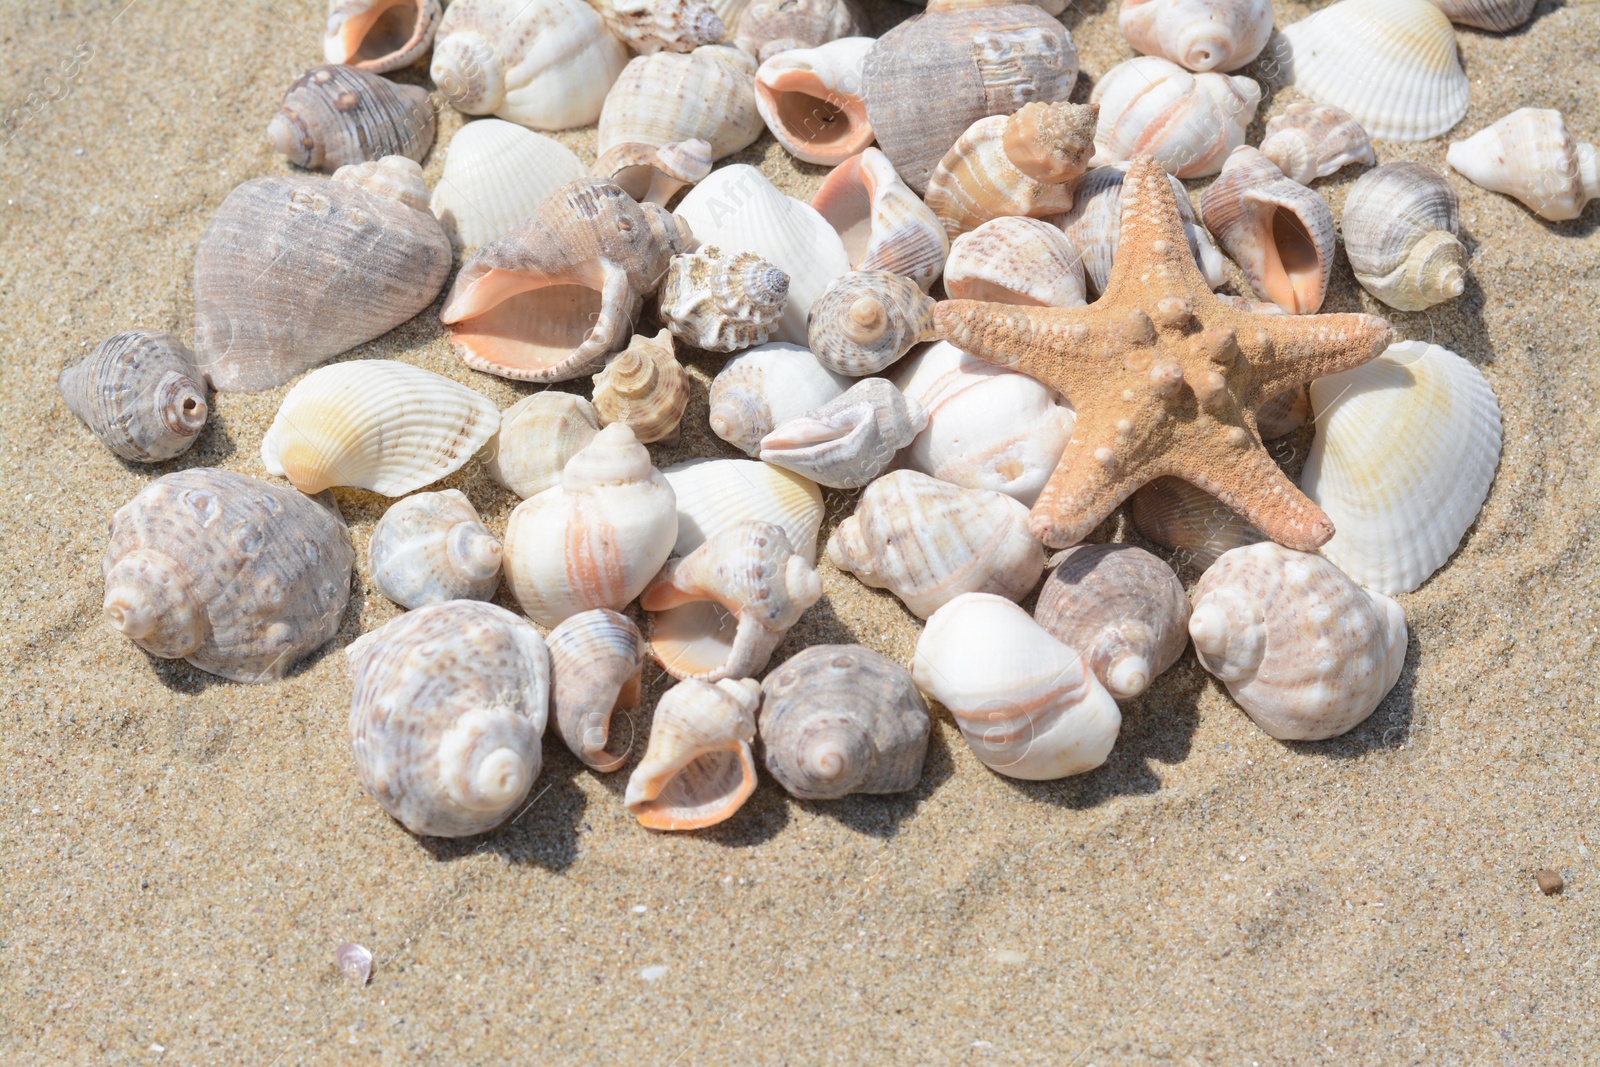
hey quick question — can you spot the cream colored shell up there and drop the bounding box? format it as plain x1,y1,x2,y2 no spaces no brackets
591,138,713,208
734,0,866,63
1430,0,1535,32
1118,0,1272,73
625,677,762,830
943,217,1087,308
1089,56,1259,179
597,45,763,161
1199,146,1337,315
1446,108,1600,222
755,38,875,167
590,0,726,53
1341,162,1466,312
809,147,948,291
548,608,646,772
658,246,790,353
708,344,849,456
591,329,690,444
324,0,442,73
368,489,503,609
924,102,1097,238
1259,103,1374,186
481,392,601,500
759,377,927,489
661,458,826,563
429,119,587,251
59,330,208,463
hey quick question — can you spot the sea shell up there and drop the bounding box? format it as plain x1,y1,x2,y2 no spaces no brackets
335,942,374,987
709,0,754,32
548,609,645,772
1341,163,1466,312
675,164,851,345
597,45,763,162
429,119,587,251
590,0,726,53
103,469,354,683
591,138,712,207
439,179,694,382
911,593,1120,780
1129,476,1264,572
809,148,948,291
1118,0,1272,73
661,457,826,562
481,392,601,500
641,521,821,681
1302,341,1502,596
657,246,790,353
827,470,1044,619
1429,0,1536,32
192,157,451,393
324,0,442,72
734,0,866,63
924,102,1097,238
624,677,762,830
260,361,500,496
1279,0,1468,143
268,65,436,172
1255,385,1309,439
755,38,875,167
58,330,208,463
943,216,1087,308
806,269,935,377
430,0,629,130
891,341,1073,507
1258,103,1375,186
1033,544,1189,700
502,423,679,626
707,343,850,455
1446,108,1600,222
347,600,548,837
758,645,930,799
591,328,690,444
1189,543,1407,741
1199,146,1337,314
1089,56,1259,179
861,0,1079,194
759,377,927,489
368,489,503,609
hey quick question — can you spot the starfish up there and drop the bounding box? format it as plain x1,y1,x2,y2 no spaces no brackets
933,155,1394,551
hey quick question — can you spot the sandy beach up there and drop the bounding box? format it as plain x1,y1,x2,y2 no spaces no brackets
1,0,1597,1061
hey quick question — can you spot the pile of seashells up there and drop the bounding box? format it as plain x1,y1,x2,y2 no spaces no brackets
74,0,1585,838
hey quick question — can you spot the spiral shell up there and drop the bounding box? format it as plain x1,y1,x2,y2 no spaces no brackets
268,65,435,174
1446,108,1600,222
1118,0,1272,73
590,0,726,53
1258,103,1374,186
369,490,503,609
759,377,927,489
591,138,713,207
1342,163,1466,312
943,217,1087,308
430,119,587,251
481,392,601,500
324,0,442,73
625,677,762,830
548,609,646,772
58,330,208,463
755,38,875,167
1129,476,1264,572
592,329,690,444
597,45,763,162
1430,0,1536,32
810,148,948,291
658,247,790,353
1200,146,1337,314
806,269,935,377
708,343,850,455
734,0,866,63
1089,56,1259,179
662,458,825,562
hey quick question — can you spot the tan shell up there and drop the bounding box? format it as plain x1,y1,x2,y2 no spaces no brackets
592,328,691,444
268,65,435,172
734,0,866,62
597,45,763,162
1342,163,1466,312
662,457,826,563
1259,102,1375,186
1255,386,1310,440
58,330,208,463
590,138,712,207
324,0,442,72
1118,0,1272,73
1199,146,1337,314
368,489,503,609
624,678,762,830
806,269,935,376
103,469,354,683
1089,56,1259,179
924,102,1096,239
481,392,601,500
1430,0,1535,32
708,343,850,455
658,246,790,352
943,216,1087,308
1446,108,1600,222
809,148,947,291
759,377,927,489
755,38,875,167
590,0,726,53
1129,476,1264,572
548,609,646,772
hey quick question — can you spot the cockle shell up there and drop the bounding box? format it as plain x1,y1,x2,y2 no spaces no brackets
1341,163,1466,312
429,119,587,251
625,677,762,830
924,102,1097,238
192,157,451,393
806,269,935,377
759,377,927,489
597,45,763,162
1279,0,1468,143
809,148,948,291
430,0,629,130
1118,0,1272,73
368,489,503,609
1199,146,1337,314
591,328,690,444
1089,56,1259,179
439,179,694,382
347,600,548,836
59,330,208,463
503,423,679,626
481,392,601,500
591,138,713,207
662,458,825,562
103,469,354,683
1190,543,1407,741
708,343,850,455
1302,341,1502,596
268,65,436,172
758,645,930,799
1033,544,1189,700
590,0,726,53
1446,108,1600,222
755,38,875,167
641,520,821,681
912,593,1120,780
943,216,1087,308
1129,475,1264,572
1259,103,1375,186
657,246,790,353
734,0,866,63
861,0,1080,195
1429,0,1536,32
676,165,851,345
891,341,1073,507
548,609,645,772
324,0,442,72
260,361,500,496
827,470,1044,619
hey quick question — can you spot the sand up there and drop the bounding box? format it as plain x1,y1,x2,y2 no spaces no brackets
1,0,1597,1062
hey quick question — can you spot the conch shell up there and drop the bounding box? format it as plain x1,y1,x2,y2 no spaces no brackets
1341,163,1466,312
943,216,1087,308
1258,103,1374,186
1446,108,1600,222
59,330,208,463
590,0,726,53
548,609,646,772
734,0,866,63
708,343,849,455
324,0,442,72
1199,146,1337,314
657,247,790,353
268,65,436,172
429,119,587,251
591,138,712,207
1089,56,1259,178
924,102,1097,238
662,458,825,563
481,392,600,500
805,269,935,377
592,329,690,445
809,148,948,291
754,38,875,166
1118,0,1272,73
597,45,763,162
1129,476,1264,572
625,678,762,830
368,490,503,609
759,377,927,489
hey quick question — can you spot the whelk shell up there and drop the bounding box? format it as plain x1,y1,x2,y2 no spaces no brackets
1199,146,1337,314
590,0,726,54
59,330,208,463
1429,0,1536,32
1129,475,1264,573
943,216,1087,308
324,0,442,73
707,343,850,455
268,65,436,172
368,489,503,609
591,138,713,207
592,329,690,445
806,269,935,377
754,38,876,167
548,609,646,772
430,119,587,251
481,392,601,500
758,377,927,489
1118,0,1272,73
1341,162,1466,312
1258,103,1375,186
1446,108,1600,222
1089,56,1259,179
625,677,762,830
657,246,790,353
734,0,867,63
809,147,948,291
597,45,763,162
661,457,825,563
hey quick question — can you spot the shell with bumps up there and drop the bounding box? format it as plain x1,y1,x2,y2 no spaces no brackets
1129,476,1264,572
625,678,762,830
548,609,646,773
809,148,948,291
708,343,850,456
59,330,208,463
1258,103,1375,187
324,0,442,72
1089,56,1259,179
430,119,587,251
591,138,712,207
268,65,436,172
590,0,726,53
103,469,354,683
1342,163,1466,312
755,38,876,167
943,216,1087,308
734,0,867,63
658,247,790,353
1199,146,1337,314
1446,108,1600,222
662,458,826,563
759,377,927,489
481,392,600,500
368,490,503,609
347,601,549,837
592,329,691,444
597,45,763,162
1118,0,1272,73
806,269,934,377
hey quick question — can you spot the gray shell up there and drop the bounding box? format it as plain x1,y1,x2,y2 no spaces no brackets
368,489,503,609
267,64,436,172
58,330,208,463
758,377,927,489
734,0,867,62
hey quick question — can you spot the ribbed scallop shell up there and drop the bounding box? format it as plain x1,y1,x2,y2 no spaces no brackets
1302,341,1502,595
1429,0,1536,32
759,377,927,489
662,457,826,562
1190,543,1406,740
1259,103,1375,186
734,0,866,63
1342,163,1466,312
268,65,435,172
1446,108,1600,222
347,600,548,837
260,361,500,496
429,119,587,251
597,45,762,161
324,0,442,72
548,609,645,772
810,148,948,291
592,329,690,444
59,330,208,463
591,138,712,207
625,677,761,830
924,102,1097,238
708,344,849,455
369,489,503,609
1129,476,1264,572
759,645,930,798
658,247,790,353
1199,146,1337,314
806,269,935,376
591,0,726,53
943,217,1087,308
1089,56,1259,179
482,392,600,500
1118,0,1272,73
755,38,875,167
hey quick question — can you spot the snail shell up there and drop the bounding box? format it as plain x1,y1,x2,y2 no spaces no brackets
590,0,726,54
268,64,436,172
324,0,442,73
625,677,762,830
1259,102,1375,186
1129,476,1264,573
1341,162,1466,312
734,0,867,63
1430,0,1536,32
657,246,790,353
708,343,850,456
1199,146,1337,314
1118,0,1272,73
1089,56,1259,179
806,269,935,377
1446,108,1600,222
430,119,587,251
548,609,646,772
592,328,691,444
809,147,947,291
759,377,927,489
597,45,763,162
943,216,1087,308
662,457,825,563
755,38,876,167
481,392,601,500
368,489,503,609
591,138,712,207
58,330,208,463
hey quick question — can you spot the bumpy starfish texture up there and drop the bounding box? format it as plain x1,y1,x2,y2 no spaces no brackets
933,156,1394,551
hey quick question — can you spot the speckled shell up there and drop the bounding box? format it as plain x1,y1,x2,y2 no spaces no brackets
324,0,442,72
1429,0,1535,32
1199,146,1337,314
924,102,1097,238
347,600,548,837
439,179,694,382
658,247,790,353
591,0,726,53
548,609,645,772
368,489,503,609
662,458,826,563
827,470,1044,619
1446,108,1600,222
806,269,935,376
1089,57,1259,179
759,377,927,489
625,677,762,830
943,216,1087,308
708,343,850,455
1259,103,1374,186
1190,543,1407,741
1033,544,1189,700
755,38,875,167
809,148,948,291
912,593,1120,780
591,328,690,444
759,645,930,798
1118,0,1272,73
735,0,866,62
1341,163,1466,312
268,65,435,172
1129,476,1264,572
260,360,500,496
591,138,712,207
429,119,587,251
103,469,354,683
192,157,452,393
59,330,208,463
481,392,601,500
597,45,763,161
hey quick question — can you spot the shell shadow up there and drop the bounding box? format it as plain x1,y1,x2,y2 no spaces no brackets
415,751,588,872
1282,621,1422,762
787,717,956,839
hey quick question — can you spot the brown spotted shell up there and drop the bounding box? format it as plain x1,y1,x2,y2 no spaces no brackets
267,64,436,172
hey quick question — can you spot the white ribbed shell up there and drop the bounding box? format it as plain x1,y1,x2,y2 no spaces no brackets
430,119,587,251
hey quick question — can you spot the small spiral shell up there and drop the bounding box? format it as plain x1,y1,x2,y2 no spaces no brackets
658,247,790,353
1341,162,1466,312
267,64,436,172
368,489,503,609
625,678,762,830
59,330,208,463
548,609,646,772
592,329,691,444
806,269,934,376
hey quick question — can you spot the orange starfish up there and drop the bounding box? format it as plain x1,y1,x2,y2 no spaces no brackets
933,156,1394,551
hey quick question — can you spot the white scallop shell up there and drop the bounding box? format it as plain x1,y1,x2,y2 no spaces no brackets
1089,56,1260,179
660,457,825,563
1119,0,1273,73
430,119,588,251
943,216,1087,308
708,343,850,455
597,44,763,161
369,489,503,609
758,377,927,489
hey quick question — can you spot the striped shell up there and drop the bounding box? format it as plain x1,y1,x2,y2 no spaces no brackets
592,329,691,445
548,609,646,773
58,330,208,463
368,490,503,609
268,64,436,172
625,678,761,830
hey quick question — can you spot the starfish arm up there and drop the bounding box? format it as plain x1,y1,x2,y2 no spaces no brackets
1026,425,1148,549
1099,157,1211,304
931,299,1089,380
1173,441,1335,552
1238,311,1394,408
